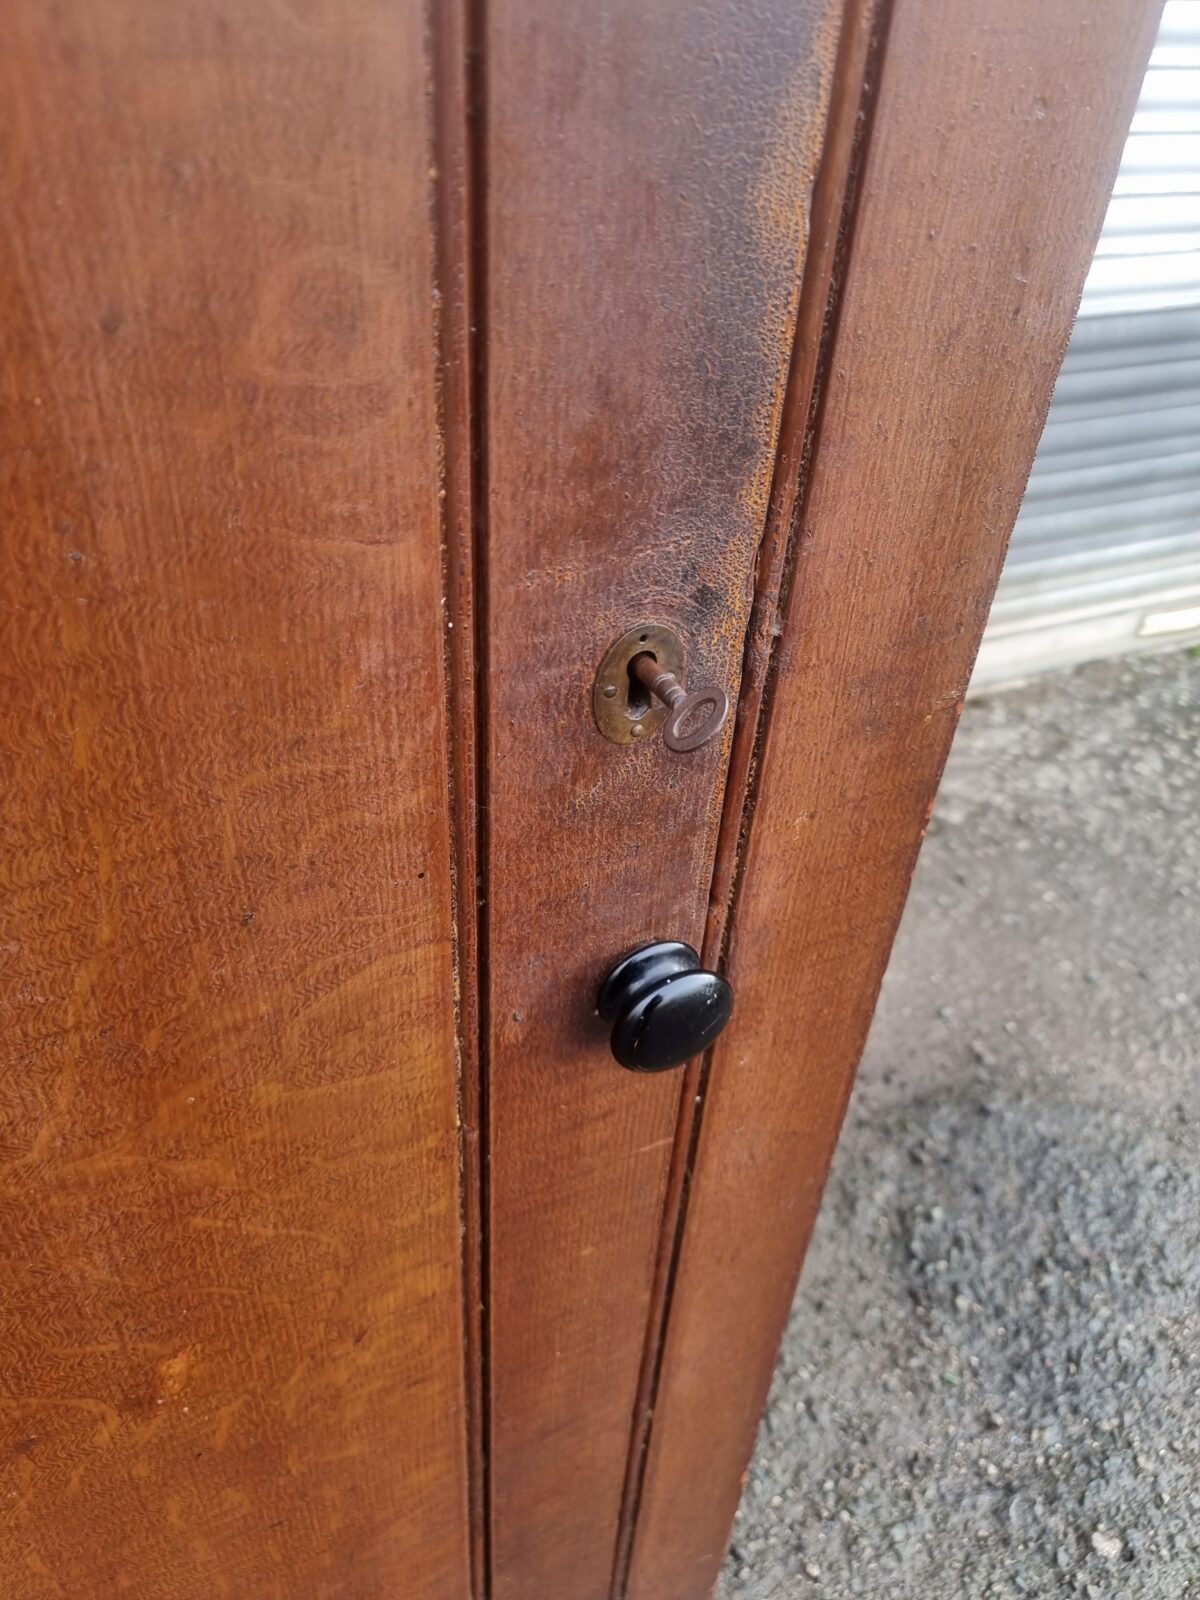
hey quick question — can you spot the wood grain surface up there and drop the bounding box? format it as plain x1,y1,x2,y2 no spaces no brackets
0,3,472,1596
625,3,1162,1596
480,2,840,1595
1,3,1159,1594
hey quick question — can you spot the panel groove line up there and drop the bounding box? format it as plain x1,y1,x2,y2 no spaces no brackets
427,0,490,1590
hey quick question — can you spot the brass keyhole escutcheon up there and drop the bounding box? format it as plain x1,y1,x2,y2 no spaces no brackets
592,622,730,751
592,622,686,745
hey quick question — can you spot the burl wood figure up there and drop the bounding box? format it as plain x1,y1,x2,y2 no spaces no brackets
0,0,1157,1595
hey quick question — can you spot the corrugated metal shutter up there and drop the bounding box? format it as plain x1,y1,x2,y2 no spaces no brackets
974,1,1200,687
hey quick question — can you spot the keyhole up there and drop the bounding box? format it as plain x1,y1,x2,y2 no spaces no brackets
626,649,655,720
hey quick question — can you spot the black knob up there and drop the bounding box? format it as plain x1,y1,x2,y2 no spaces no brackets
597,940,733,1072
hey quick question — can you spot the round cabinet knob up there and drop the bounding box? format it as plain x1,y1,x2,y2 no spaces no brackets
597,940,734,1072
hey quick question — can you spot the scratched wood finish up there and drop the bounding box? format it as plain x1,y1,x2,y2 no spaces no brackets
626,2,1162,1595
0,4,472,1597
481,3,840,1594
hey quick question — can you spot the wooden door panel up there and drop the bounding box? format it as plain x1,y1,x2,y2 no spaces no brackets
0,3,470,1596
482,2,841,1594
626,2,1162,1596
0,1,1159,1594
480,0,844,1593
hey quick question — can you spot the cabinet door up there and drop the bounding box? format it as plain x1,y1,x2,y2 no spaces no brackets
1,1,1157,1598
0,4,471,1596
476,1,1156,1597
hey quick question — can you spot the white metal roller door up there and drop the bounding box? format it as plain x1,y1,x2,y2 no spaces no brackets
975,0,1200,687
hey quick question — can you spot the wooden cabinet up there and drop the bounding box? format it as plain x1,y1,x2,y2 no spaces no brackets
0,1,1156,1596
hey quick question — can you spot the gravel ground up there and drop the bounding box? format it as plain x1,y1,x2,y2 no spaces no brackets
718,649,1200,1600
